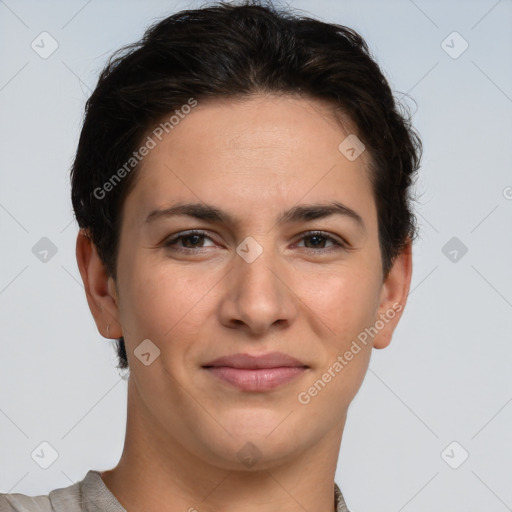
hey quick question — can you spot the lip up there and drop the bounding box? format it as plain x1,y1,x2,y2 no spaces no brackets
202,352,308,392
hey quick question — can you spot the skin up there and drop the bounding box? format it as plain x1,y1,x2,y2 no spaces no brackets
76,93,412,512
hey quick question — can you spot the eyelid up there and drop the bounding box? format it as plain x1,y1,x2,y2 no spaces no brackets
164,230,215,248
295,230,348,248
163,229,349,253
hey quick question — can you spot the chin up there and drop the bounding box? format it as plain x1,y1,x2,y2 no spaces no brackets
227,405,289,430
195,411,312,471
204,436,301,472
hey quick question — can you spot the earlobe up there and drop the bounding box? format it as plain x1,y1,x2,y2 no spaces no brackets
372,238,413,350
75,229,123,339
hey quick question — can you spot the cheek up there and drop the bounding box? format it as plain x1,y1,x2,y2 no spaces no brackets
293,268,379,420
291,262,381,343
116,254,219,354
115,250,168,340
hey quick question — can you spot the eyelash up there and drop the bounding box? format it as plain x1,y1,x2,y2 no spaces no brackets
163,230,347,255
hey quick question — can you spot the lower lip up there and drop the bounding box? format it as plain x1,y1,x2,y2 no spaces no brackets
204,366,307,391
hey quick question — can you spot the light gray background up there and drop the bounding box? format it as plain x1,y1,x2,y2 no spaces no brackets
1,0,511,510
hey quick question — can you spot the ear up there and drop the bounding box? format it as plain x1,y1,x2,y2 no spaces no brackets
75,229,123,339
372,238,413,350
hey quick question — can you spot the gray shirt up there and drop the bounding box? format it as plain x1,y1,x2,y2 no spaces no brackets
0,470,350,511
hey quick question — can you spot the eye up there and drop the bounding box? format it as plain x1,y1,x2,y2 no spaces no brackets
164,230,216,252
295,231,347,253
163,230,348,255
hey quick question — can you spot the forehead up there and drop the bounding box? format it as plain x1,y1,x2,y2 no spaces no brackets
123,94,377,230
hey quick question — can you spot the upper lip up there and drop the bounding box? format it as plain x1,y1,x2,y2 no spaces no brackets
202,352,308,369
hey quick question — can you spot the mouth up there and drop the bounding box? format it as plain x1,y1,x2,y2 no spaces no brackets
202,352,309,392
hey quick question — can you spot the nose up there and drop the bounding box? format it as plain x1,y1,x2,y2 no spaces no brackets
217,243,298,337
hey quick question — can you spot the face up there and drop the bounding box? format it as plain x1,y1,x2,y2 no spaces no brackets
81,94,411,471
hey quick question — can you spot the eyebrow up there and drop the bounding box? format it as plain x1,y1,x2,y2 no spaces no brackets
145,201,366,232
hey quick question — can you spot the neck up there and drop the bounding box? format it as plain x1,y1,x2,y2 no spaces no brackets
100,378,345,512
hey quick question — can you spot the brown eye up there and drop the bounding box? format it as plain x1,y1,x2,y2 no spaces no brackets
164,231,215,252
295,231,346,253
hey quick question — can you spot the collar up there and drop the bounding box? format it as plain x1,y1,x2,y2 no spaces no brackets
334,482,350,512
83,471,350,512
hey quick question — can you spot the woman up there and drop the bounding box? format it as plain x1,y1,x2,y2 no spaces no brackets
0,1,421,510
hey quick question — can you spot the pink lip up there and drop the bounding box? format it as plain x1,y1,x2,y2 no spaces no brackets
202,352,308,392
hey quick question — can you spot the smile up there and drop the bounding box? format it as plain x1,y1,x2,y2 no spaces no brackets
202,352,309,392
204,366,307,392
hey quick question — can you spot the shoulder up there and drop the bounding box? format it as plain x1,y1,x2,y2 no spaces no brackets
0,491,52,511
1,471,125,512
0,472,92,512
